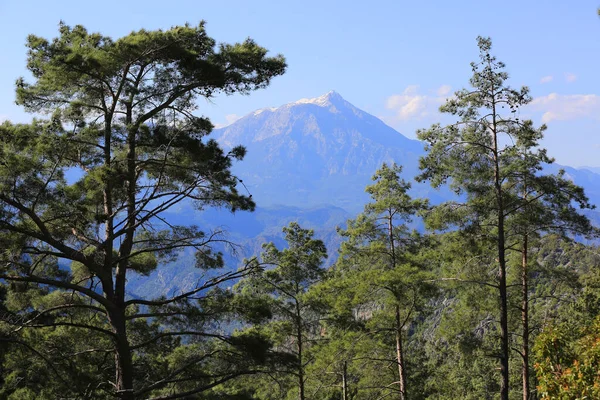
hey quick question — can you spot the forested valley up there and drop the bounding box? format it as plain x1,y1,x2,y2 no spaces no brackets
1,20,599,400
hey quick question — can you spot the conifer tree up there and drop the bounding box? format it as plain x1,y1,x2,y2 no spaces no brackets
417,36,593,400
235,222,328,400
0,22,285,399
326,163,433,400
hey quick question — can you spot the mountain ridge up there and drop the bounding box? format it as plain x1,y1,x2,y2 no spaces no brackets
129,91,600,296
213,91,600,212
212,91,431,211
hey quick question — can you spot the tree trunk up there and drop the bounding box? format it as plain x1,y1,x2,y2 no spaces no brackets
491,87,509,400
296,301,305,400
498,228,509,400
342,360,348,400
108,308,134,400
522,234,530,400
395,304,406,400
105,120,137,400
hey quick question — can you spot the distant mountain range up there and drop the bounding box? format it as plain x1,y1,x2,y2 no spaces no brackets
130,91,600,296
212,91,600,212
213,91,439,212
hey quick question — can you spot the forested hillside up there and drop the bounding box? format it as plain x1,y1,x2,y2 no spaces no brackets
1,16,599,400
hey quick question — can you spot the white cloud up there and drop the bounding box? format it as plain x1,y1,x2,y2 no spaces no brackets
214,113,241,129
540,75,553,84
385,85,450,121
565,73,577,83
529,93,600,123
437,84,452,97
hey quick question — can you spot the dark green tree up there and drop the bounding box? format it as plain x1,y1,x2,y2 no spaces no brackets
0,22,285,399
415,231,501,399
503,161,594,399
417,36,593,400
322,163,433,400
235,222,328,400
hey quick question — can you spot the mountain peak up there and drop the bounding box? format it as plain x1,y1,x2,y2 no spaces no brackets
250,91,350,117
290,90,345,108
219,90,421,150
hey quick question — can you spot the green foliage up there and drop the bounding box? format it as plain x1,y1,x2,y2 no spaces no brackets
308,163,435,399
416,36,594,400
2,23,600,400
0,21,285,399
234,222,327,400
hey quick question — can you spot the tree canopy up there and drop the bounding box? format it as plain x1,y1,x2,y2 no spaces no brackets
0,22,286,400
1,21,599,400
417,36,594,400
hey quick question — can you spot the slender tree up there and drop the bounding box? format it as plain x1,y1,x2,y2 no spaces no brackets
504,155,594,400
0,22,285,399
329,163,433,400
235,222,328,400
418,36,594,400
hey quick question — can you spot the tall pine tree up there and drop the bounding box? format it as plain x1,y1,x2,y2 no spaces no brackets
0,22,285,399
326,163,433,400
235,222,328,400
417,37,593,400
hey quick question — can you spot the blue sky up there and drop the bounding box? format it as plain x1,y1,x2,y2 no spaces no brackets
1,0,599,167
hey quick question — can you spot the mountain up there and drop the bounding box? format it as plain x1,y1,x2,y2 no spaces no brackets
214,91,600,212
579,166,600,175
130,91,600,296
128,204,350,298
213,91,441,212
546,165,600,211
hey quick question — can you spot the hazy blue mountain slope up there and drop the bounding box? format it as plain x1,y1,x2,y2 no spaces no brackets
128,205,350,298
579,166,600,175
213,91,428,212
547,165,600,208
129,91,600,296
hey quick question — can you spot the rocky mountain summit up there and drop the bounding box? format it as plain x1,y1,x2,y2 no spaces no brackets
213,91,427,211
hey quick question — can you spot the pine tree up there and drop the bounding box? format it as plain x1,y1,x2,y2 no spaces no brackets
235,222,328,400
325,163,433,400
503,147,594,399
0,22,285,399
417,36,593,400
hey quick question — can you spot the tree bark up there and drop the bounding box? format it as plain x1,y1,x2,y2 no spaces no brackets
498,222,509,400
296,301,305,400
107,308,134,400
491,91,510,400
107,115,137,399
342,360,348,400
395,304,406,400
522,234,530,400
